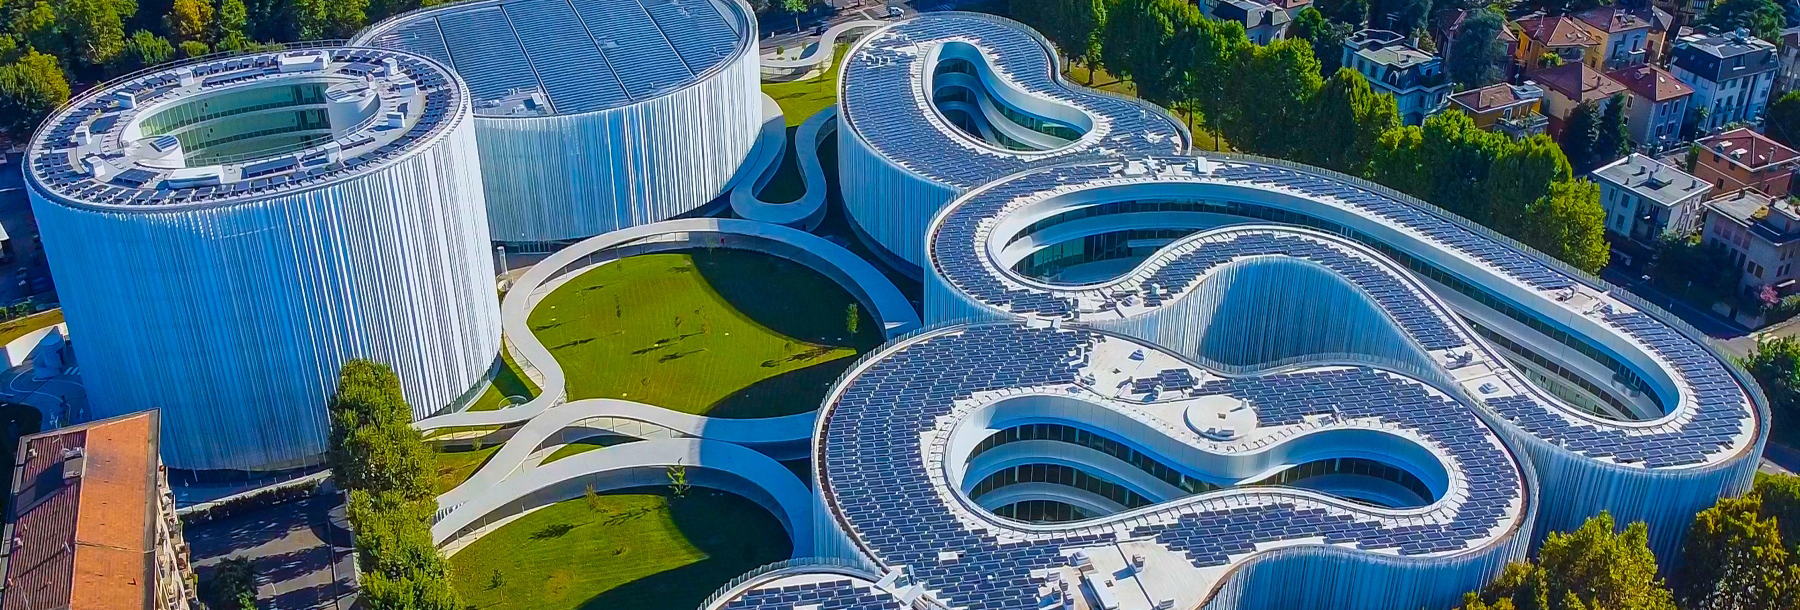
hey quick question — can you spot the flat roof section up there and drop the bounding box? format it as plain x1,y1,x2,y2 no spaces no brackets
357,0,751,116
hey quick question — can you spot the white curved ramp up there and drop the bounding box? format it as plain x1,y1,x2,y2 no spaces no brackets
730,100,836,230
761,20,886,78
436,398,816,510
432,438,814,552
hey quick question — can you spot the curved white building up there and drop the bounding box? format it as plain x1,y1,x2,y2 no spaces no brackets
24,47,500,471
355,0,762,244
836,12,1189,276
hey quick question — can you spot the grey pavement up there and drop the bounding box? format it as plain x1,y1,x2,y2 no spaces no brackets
0,362,85,429
187,493,358,610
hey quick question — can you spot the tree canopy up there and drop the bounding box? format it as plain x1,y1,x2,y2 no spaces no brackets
1290,7,1352,77
1456,513,1676,610
1743,337,1800,446
1446,9,1505,89
1702,0,1786,42
0,50,69,139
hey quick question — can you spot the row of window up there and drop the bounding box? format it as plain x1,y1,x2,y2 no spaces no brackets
991,499,1090,523
140,83,330,138
968,463,1155,512
1471,322,1649,419
967,423,1436,506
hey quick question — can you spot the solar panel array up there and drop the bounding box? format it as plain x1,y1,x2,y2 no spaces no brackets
925,157,1754,470
718,577,904,610
838,14,1186,188
818,323,1522,610
362,0,745,115
29,49,461,208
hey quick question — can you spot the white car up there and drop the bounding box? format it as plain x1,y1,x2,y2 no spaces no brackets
887,6,903,17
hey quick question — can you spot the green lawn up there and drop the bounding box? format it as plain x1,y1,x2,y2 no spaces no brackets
467,348,539,412
1061,64,1230,152
527,249,883,418
542,435,639,464
434,444,501,495
451,489,791,610
0,309,61,345
763,45,845,127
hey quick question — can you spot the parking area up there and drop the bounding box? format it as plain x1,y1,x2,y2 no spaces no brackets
186,493,359,610
0,153,58,305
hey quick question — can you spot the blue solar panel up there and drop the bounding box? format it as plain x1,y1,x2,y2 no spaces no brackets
502,0,629,112
368,19,456,70
638,0,739,75
570,0,696,101
435,7,542,104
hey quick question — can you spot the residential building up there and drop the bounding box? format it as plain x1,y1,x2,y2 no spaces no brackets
1691,128,1800,196
1208,0,1292,44
1342,30,1453,125
1530,61,1629,136
1608,63,1694,151
1703,188,1800,293
1646,6,1675,63
1446,81,1549,137
1593,154,1712,251
1652,0,1709,31
0,411,195,610
1441,9,1520,74
1776,26,1800,96
1574,6,1653,69
1514,14,1606,68
1669,28,1779,132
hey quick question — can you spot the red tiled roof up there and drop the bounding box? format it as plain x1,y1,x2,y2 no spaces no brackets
1449,83,1534,112
1516,14,1603,48
1574,7,1652,34
1,411,158,610
1698,128,1800,170
1607,64,1694,102
1531,62,1628,103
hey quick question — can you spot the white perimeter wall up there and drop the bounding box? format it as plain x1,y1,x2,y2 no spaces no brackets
475,48,763,243
31,117,501,471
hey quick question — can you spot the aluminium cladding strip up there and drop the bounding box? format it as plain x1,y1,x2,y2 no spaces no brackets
923,155,1764,558
834,12,1188,271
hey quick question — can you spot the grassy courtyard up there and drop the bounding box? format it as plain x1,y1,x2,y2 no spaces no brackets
527,249,883,418
450,488,791,610
433,444,500,495
467,348,539,412
763,45,845,127
542,435,639,464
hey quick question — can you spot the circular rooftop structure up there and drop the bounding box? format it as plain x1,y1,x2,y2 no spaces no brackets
354,0,764,243
27,47,466,209
24,47,501,471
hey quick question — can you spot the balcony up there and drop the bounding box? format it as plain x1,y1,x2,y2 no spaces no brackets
1498,113,1550,138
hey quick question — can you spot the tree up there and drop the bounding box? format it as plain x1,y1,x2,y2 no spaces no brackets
1521,178,1610,273
1594,93,1631,169
1766,91,1800,148
121,30,174,69
1018,0,1107,78
1676,494,1795,610
1302,68,1399,175
1457,513,1676,610
327,359,434,501
1101,0,1197,108
1701,0,1785,42
1169,13,1248,146
667,459,690,497
0,50,70,140
1560,100,1602,173
1651,233,1741,305
295,0,369,39
1290,7,1351,77
1368,0,1428,35
1217,38,1322,160
1446,9,1505,88
1744,337,1800,445
166,0,213,43
214,0,248,45
58,0,131,69
778,0,812,32
178,40,208,57
1315,0,1368,25
200,557,258,610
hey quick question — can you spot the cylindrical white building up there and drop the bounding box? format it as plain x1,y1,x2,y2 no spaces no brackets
835,12,1189,277
354,0,762,245
25,47,501,471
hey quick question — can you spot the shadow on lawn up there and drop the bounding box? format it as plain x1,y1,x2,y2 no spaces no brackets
704,358,857,419
686,247,884,352
574,488,792,610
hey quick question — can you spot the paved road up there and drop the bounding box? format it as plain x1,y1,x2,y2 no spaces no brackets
187,494,358,610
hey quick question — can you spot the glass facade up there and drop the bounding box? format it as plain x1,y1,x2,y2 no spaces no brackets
931,58,1084,151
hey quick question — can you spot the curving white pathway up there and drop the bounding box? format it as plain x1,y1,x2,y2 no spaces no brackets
729,98,837,230
416,218,918,547
432,437,814,551
760,20,887,79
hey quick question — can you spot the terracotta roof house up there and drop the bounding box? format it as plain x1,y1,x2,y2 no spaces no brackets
1575,6,1655,68
1515,14,1606,68
0,411,194,610
1530,61,1629,135
1692,128,1800,197
1607,64,1694,148
1446,82,1549,137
